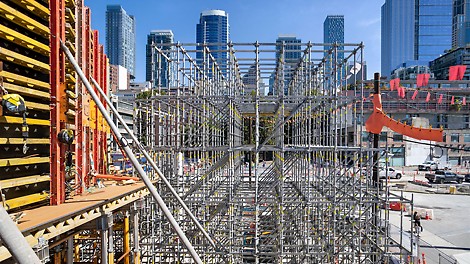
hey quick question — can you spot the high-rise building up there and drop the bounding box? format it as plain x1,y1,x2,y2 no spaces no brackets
106,5,136,77
381,0,452,78
453,0,470,48
324,15,344,61
196,10,229,73
324,15,344,84
146,30,174,88
275,35,301,95
416,0,452,62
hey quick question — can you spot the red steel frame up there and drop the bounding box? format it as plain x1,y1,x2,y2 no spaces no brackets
50,1,108,204
50,0,66,205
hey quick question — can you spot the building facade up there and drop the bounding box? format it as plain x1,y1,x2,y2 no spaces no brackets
452,0,470,48
196,10,229,74
381,0,452,78
275,35,301,95
146,30,174,88
106,5,136,77
354,80,470,166
430,46,470,80
323,15,344,63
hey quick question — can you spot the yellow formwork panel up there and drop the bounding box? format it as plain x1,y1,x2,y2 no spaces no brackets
65,0,75,8
0,116,50,126
65,7,75,23
66,73,76,84
0,24,49,55
3,82,49,100
0,156,49,167
4,192,49,210
0,174,50,188
89,100,96,129
65,40,75,55
0,138,49,144
25,101,49,111
0,46,49,73
65,22,75,40
10,0,50,20
0,2,49,38
0,70,49,90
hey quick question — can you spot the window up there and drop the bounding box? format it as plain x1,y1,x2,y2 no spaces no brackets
393,133,403,142
451,133,459,142
464,134,470,143
380,132,388,142
361,131,369,142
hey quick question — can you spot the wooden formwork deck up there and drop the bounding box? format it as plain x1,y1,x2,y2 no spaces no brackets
0,182,150,262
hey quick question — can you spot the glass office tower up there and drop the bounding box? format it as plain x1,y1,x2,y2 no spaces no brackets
196,10,229,75
106,5,136,77
146,30,174,88
453,0,470,48
381,0,452,78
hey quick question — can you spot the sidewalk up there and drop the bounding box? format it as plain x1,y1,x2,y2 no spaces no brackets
388,211,460,263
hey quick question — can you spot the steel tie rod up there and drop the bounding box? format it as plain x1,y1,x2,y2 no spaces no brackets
59,40,203,264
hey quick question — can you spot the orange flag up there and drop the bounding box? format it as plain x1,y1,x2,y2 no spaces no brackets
425,92,431,102
412,90,418,100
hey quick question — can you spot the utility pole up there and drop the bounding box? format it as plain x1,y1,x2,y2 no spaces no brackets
372,72,380,263
372,72,380,185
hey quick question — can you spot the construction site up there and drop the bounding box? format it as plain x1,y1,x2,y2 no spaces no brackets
0,1,425,264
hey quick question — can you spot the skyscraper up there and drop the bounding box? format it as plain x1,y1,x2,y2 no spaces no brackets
196,10,229,73
453,0,470,48
416,0,452,62
324,15,344,84
275,35,301,95
106,5,136,77
381,0,452,78
324,15,344,60
146,30,174,88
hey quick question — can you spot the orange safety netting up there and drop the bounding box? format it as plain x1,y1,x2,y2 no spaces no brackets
365,94,443,142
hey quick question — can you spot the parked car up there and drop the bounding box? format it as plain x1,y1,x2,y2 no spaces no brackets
418,161,452,171
465,174,470,183
379,167,402,179
425,170,464,184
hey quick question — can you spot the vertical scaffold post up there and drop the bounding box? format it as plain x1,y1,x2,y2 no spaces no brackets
59,40,203,264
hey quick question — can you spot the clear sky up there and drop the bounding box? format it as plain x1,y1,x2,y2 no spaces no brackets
85,0,383,82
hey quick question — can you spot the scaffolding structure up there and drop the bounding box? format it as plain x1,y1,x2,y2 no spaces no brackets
131,41,392,263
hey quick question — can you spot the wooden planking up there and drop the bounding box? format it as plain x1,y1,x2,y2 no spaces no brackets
9,0,50,20
0,156,49,167
0,174,50,188
0,116,50,126
0,46,49,73
0,2,49,37
0,24,49,55
3,82,49,99
4,192,49,210
0,138,49,144
0,70,49,90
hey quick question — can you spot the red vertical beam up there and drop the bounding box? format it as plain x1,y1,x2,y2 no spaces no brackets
93,30,100,174
84,7,92,185
50,0,66,205
75,1,85,194
100,45,107,174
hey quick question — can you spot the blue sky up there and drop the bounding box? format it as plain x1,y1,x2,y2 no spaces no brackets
85,0,383,82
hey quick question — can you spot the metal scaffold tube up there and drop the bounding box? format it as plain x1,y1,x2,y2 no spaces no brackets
59,40,203,264
0,205,41,264
89,77,221,252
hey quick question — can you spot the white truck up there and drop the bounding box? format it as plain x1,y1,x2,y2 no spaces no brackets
418,160,452,171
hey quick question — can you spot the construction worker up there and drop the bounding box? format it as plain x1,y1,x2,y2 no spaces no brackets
413,211,423,233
